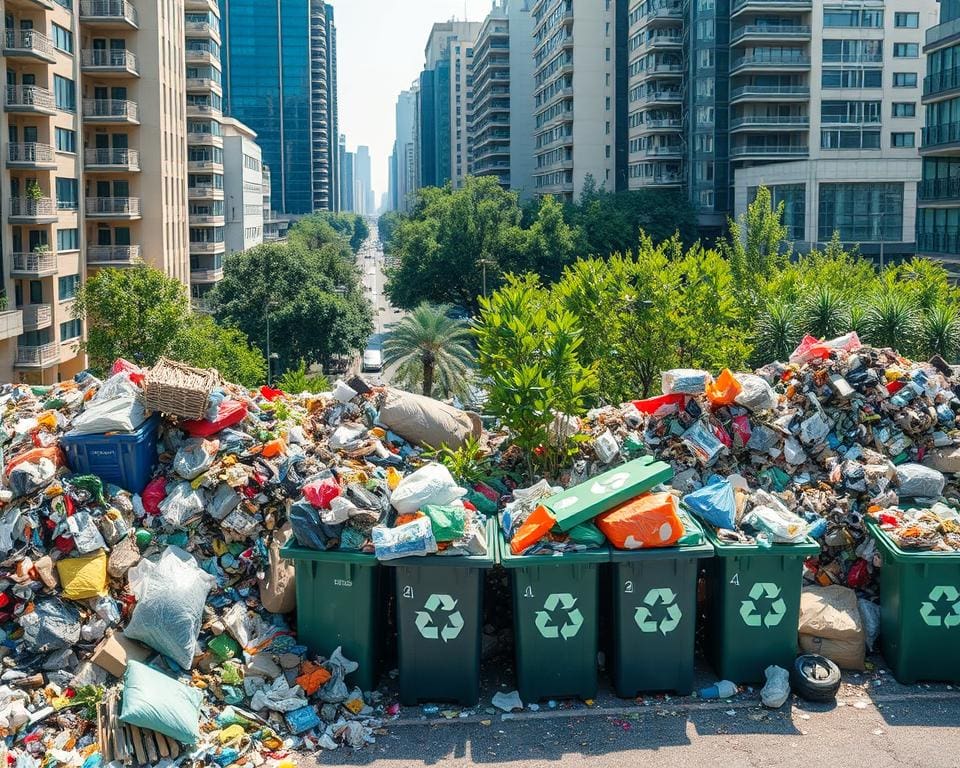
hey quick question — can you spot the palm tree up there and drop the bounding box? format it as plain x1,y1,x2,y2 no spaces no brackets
752,299,799,365
799,284,850,340
919,303,960,362
861,289,921,356
383,303,474,398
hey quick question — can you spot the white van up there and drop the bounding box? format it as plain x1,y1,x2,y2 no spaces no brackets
362,347,383,372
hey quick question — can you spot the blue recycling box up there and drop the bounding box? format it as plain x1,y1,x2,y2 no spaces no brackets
61,414,160,493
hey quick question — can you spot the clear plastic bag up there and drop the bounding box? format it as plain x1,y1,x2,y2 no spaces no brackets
372,517,438,560
390,463,465,515
173,438,217,480
896,463,946,499
124,546,216,670
158,481,206,527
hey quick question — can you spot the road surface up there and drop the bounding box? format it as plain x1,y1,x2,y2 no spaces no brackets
358,224,404,385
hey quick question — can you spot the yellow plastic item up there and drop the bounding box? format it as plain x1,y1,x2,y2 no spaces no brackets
386,467,402,491
57,550,108,600
370,427,387,440
36,411,58,432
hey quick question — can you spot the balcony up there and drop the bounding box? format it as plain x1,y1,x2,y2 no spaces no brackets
634,2,683,28
635,145,682,158
730,144,808,158
918,230,960,257
189,211,225,225
3,29,56,62
20,304,51,331
84,147,141,171
185,0,218,12
924,66,960,102
7,143,56,169
188,184,224,200
191,296,216,313
87,244,141,265
81,48,139,76
83,98,139,124
15,343,59,367
730,54,810,74
6,0,55,9
5,85,55,115
85,196,141,219
185,48,219,66
635,90,682,106
644,31,682,49
188,156,223,172
185,20,217,36
730,24,811,44
190,268,224,283
730,115,809,131
647,173,683,186
186,102,221,118
187,131,223,147
922,121,960,154
11,251,57,276
927,17,960,52
730,85,810,102
189,241,225,255
0,310,23,342
636,118,682,132
731,0,811,18
186,76,222,92
918,177,960,205
79,0,139,28
9,198,57,223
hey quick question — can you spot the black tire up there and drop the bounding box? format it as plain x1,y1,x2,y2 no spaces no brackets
790,654,841,702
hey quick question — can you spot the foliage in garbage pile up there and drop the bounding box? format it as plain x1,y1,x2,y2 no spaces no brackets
212,241,374,376
73,264,267,387
382,303,475,399
275,359,330,395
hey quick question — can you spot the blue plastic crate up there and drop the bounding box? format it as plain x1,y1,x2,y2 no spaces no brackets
61,414,160,493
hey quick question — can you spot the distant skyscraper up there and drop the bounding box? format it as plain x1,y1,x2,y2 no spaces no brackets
393,89,417,210
355,146,373,214
341,144,355,212
219,0,338,214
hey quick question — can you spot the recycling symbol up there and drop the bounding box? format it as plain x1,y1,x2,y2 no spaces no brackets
414,594,464,642
534,593,584,640
739,582,787,628
634,588,682,635
920,585,960,628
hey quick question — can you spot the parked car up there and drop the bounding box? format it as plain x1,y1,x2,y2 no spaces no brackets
362,347,383,373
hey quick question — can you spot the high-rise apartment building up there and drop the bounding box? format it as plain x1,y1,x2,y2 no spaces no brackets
185,0,226,299
222,117,262,256
392,89,417,211
531,0,627,201
219,0,338,215
340,140,354,212
354,144,372,214
918,0,960,274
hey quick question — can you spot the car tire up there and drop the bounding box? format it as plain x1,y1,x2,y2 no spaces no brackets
790,654,841,702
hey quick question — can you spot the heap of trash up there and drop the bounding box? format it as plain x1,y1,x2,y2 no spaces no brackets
0,358,500,767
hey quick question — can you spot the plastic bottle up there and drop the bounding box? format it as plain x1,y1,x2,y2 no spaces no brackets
698,680,737,699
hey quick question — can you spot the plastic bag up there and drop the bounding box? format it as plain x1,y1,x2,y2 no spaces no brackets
662,369,712,395
422,503,468,543
743,491,808,543
124,546,216,670
209,483,241,521
378,387,480,450
567,521,606,548
120,661,202,744
158,482,206,527
683,478,737,530
289,498,342,550
57,551,109,601
259,525,295,614
92,372,141,404
859,598,880,652
8,458,56,498
70,395,147,435
173,438,217,480
760,665,790,709
140,477,166,516
509,504,556,555
789,332,861,365
372,517,438,560
896,463,945,498
20,599,81,653
682,421,725,465
596,492,684,549
303,477,342,509
390,463,466,515
706,369,742,407
734,374,778,412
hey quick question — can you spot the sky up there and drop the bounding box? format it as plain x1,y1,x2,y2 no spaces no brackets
334,0,494,204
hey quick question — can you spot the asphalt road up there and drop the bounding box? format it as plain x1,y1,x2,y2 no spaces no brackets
358,226,403,385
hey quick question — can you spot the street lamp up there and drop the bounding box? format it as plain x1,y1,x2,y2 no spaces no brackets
264,299,278,384
269,353,279,386
870,210,886,272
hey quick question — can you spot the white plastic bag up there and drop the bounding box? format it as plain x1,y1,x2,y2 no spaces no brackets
744,491,808,543
124,546,215,670
390,463,465,515
92,372,141,404
662,369,712,395
70,396,146,435
173,438,217,480
734,374,778,412
896,463,946,498
372,517,438,560
158,482,206,527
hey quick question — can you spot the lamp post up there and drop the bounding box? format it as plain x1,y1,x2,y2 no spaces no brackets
264,299,278,384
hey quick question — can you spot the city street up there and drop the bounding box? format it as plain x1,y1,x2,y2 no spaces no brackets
358,225,404,384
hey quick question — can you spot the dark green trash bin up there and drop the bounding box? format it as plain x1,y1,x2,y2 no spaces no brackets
609,523,713,697
383,520,497,706
867,518,960,683
702,528,819,683
282,546,380,691
500,532,608,702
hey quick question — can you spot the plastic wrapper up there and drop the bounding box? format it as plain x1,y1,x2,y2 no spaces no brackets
303,477,342,509
158,482,206,527
69,395,147,435
173,438,218,480
662,369,712,395
422,503,468,543
683,478,737,530
896,463,946,498
743,491,809,543
8,458,56,498
705,369,742,407
372,516,438,560
124,546,216,670
682,420,725,465
289,498,343,550
390,463,466,515
20,599,81,653
733,373,778,412
596,492,684,549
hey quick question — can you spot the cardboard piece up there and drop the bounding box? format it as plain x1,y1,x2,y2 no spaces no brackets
923,445,960,474
91,631,152,678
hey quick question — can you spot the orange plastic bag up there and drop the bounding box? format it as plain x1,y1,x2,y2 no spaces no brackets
596,492,684,550
510,504,557,555
4,446,64,477
706,369,742,407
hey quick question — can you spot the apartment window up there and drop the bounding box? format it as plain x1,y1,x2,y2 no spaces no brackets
893,72,918,88
696,106,714,126
58,274,80,301
895,12,919,28
51,23,73,53
57,228,78,251
894,43,920,58
54,0,72,9
695,134,714,153
53,75,75,112
55,178,78,209
696,78,715,98
55,128,76,153
820,129,881,149
823,9,883,27
818,183,903,241
892,102,916,117
697,19,714,41
892,131,916,147
698,49,714,68
823,39,882,64
59,319,82,341
822,69,882,88
821,100,882,124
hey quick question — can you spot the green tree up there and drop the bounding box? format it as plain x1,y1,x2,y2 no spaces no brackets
798,284,851,341
289,212,369,254
378,211,403,252
275,360,330,394
860,288,921,354
73,265,190,374
213,241,373,373
382,303,474,398
514,195,579,282
170,314,266,387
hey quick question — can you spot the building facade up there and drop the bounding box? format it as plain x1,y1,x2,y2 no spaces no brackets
222,118,262,256
354,144,371,214
340,140,354,211
531,0,627,202
218,0,337,215
393,88,416,210
470,3,511,188
918,0,960,275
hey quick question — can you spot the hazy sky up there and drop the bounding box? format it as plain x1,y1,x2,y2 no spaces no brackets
335,0,494,203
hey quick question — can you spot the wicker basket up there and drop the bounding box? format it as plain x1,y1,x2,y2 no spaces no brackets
144,357,221,419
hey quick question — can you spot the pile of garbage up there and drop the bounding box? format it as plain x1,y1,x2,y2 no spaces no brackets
0,361,499,766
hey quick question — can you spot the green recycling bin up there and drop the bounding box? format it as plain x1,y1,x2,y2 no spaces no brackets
383,520,497,706
702,528,819,683
499,531,608,703
282,546,380,691
867,519,960,683
609,521,713,697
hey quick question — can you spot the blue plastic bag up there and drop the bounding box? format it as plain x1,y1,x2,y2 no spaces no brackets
683,477,736,530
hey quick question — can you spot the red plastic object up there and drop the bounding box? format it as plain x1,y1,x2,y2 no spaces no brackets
260,385,284,401
632,393,686,416
886,380,906,395
110,358,145,385
141,476,167,515
303,477,342,509
473,483,499,502
181,400,249,437
846,558,870,589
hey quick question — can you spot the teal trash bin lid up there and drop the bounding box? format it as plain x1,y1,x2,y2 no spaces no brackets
543,456,673,533
702,525,820,558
